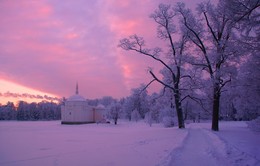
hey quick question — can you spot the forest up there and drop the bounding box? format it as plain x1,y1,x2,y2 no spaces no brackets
0,101,61,121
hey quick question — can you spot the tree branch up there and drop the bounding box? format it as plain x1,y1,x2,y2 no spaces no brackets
179,7,214,76
235,1,260,23
181,95,209,113
149,71,174,90
203,11,218,43
151,86,167,100
119,35,177,82
180,75,192,80
220,77,231,90
139,79,156,94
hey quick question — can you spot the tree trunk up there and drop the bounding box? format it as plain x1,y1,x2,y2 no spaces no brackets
174,89,185,128
211,46,222,131
114,114,118,125
211,84,220,131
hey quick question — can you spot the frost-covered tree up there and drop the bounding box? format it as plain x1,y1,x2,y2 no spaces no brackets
222,0,260,43
176,0,259,131
132,85,150,119
0,100,61,121
17,101,27,120
119,4,189,128
119,0,259,130
88,98,99,106
226,0,260,120
108,102,121,125
131,109,141,122
99,96,116,107
27,102,38,120
146,93,161,123
122,85,150,121
122,96,135,121
15,100,61,121
0,102,16,120
234,54,260,120
145,111,153,126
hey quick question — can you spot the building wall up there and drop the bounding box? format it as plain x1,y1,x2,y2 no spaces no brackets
61,101,94,124
94,108,105,122
61,101,107,124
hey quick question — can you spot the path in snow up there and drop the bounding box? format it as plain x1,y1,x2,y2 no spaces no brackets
164,123,260,166
168,128,221,166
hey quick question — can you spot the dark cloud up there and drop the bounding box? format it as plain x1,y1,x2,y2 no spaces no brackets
1,91,60,102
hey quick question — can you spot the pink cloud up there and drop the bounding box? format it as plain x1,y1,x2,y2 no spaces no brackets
65,32,79,40
0,0,201,102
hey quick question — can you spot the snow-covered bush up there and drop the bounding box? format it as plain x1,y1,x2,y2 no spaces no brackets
162,117,175,128
107,103,121,125
145,111,153,127
131,109,141,122
248,116,260,132
159,107,175,122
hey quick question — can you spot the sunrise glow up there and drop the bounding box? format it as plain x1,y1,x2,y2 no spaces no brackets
0,79,59,105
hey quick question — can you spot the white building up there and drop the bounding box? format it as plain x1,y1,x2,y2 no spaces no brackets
61,83,105,124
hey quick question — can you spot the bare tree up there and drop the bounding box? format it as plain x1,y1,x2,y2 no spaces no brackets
119,4,187,128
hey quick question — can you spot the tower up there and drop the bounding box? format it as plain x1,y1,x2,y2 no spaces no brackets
76,82,79,94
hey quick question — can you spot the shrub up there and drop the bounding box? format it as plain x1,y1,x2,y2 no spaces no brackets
162,117,175,128
248,116,260,132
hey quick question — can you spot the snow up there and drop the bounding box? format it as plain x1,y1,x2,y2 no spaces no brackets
162,122,260,166
0,121,187,166
67,94,86,101
0,121,259,166
248,117,260,132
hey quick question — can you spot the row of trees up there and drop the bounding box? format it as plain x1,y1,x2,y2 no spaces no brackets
119,0,259,131
104,65,259,127
0,101,61,120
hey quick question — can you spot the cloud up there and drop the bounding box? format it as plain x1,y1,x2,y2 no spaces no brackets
0,92,60,102
1,0,192,101
0,0,128,98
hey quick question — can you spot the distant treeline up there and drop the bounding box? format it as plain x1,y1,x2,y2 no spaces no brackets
0,101,61,121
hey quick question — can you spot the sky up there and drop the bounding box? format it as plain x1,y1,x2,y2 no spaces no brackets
0,0,201,104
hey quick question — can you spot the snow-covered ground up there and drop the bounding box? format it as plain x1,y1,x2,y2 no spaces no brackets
162,122,260,166
0,120,259,166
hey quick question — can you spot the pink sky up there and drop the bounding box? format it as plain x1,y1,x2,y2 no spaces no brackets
0,0,201,103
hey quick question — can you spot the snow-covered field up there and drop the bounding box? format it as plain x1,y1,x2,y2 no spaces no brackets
0,121,259,166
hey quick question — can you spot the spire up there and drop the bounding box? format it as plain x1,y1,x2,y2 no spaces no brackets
76,82,79,94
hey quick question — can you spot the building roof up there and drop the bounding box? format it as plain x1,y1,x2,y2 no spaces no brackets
96,104,105,109
66,82,86,101
67,94,86,101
